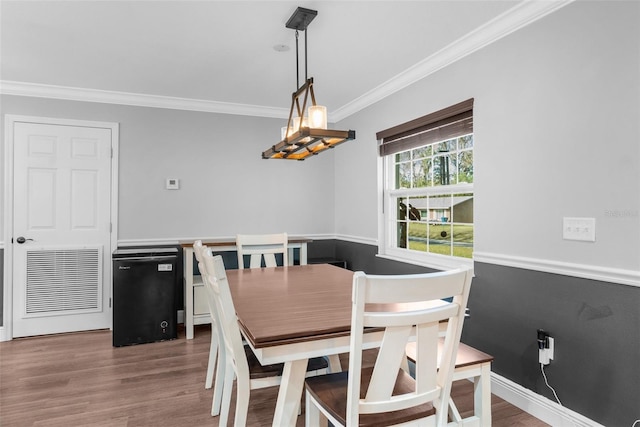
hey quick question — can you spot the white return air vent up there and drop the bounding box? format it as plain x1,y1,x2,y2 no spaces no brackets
26,247,102,316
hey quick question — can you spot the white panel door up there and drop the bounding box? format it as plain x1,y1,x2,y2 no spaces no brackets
12,122,113,337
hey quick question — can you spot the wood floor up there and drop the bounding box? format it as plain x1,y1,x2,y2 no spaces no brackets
0,325,549,427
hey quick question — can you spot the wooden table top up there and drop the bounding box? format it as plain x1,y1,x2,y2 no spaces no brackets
227,264,450,349
227,264,354,348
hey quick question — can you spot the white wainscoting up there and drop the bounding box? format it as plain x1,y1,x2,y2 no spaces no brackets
474,251,640,288
491,372,605,427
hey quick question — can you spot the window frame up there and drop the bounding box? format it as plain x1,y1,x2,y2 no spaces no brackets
377,100,474,270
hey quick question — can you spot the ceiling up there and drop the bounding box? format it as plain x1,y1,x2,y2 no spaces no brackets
0,1,571,121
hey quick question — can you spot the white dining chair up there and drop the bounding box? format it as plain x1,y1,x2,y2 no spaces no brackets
201,250,327,426
236,232,337,372
304,267,473,427
236,232,288,269
193,240,229,417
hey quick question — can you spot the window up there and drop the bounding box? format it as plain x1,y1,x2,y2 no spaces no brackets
377,99,474,269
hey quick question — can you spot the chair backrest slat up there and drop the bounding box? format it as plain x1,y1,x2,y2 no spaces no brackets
360,270,466,303
236,233,288,269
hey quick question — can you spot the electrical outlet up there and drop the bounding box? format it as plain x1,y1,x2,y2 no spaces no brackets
537,329,555,365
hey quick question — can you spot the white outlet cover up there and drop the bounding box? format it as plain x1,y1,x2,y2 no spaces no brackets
563,217,595,241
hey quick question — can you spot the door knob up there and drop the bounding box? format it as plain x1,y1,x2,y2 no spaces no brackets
16,236,34,244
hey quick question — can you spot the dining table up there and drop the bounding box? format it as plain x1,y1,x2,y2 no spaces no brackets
179,237,311,339
226,263,457,427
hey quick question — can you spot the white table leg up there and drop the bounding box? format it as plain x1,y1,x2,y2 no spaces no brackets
184,247,194,340
273,358,308,427
474,363,492,426
327,354,342,373
300,242,307,265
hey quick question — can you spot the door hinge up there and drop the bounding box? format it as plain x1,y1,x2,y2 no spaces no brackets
109,298,112,308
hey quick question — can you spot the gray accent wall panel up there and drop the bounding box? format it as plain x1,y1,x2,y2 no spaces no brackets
322,240,639,426
332,239,438,275
0,248,3,326
3,237,638,425
463,262,639,427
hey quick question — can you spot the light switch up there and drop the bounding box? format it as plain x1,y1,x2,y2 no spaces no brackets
166,178,180,190
563,217,595,242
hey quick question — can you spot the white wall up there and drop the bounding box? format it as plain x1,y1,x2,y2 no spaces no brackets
1,97,337,243
334,0,640,272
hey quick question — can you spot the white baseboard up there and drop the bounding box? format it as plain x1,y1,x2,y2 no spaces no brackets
0,326,9,342
491,372,604,427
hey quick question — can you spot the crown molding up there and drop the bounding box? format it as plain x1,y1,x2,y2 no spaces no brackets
1,1,574,120
331,0,575,122
0,80,289,119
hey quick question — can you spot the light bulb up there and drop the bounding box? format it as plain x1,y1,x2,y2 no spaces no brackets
292,117,301,132
309,105,327,129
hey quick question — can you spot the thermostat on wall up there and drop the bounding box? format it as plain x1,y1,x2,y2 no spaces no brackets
166,178,180,190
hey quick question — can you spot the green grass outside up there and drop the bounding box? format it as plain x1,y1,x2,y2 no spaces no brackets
406,222,473,258
408,222,473,242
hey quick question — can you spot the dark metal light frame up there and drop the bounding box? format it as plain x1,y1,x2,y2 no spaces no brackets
262,7,356,161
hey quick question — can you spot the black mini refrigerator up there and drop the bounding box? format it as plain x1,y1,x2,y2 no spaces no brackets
112,248,178,347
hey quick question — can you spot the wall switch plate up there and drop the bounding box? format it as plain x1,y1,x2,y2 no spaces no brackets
563,217,595,241
166,178,180,190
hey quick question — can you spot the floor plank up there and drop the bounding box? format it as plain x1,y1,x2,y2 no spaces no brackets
0,326,549,426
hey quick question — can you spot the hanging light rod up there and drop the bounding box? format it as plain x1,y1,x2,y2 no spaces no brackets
262,6,356,161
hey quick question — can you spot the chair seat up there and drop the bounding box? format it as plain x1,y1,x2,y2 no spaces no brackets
405,339,494,368
305,366,436,427
307,356,331,373
245,345,329,379
245,345,284,378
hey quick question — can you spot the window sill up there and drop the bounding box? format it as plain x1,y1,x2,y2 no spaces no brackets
376,251,474,272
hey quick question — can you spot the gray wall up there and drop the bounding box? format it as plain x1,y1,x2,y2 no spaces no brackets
0,97,338,242
1,97,337,329
0,250,3,320
329,240,640,427
465,261,639,427
333,1,639,270
2,2,638,425
330,2,640,426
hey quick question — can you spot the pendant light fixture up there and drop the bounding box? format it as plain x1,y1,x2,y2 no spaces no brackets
262,7,356,161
